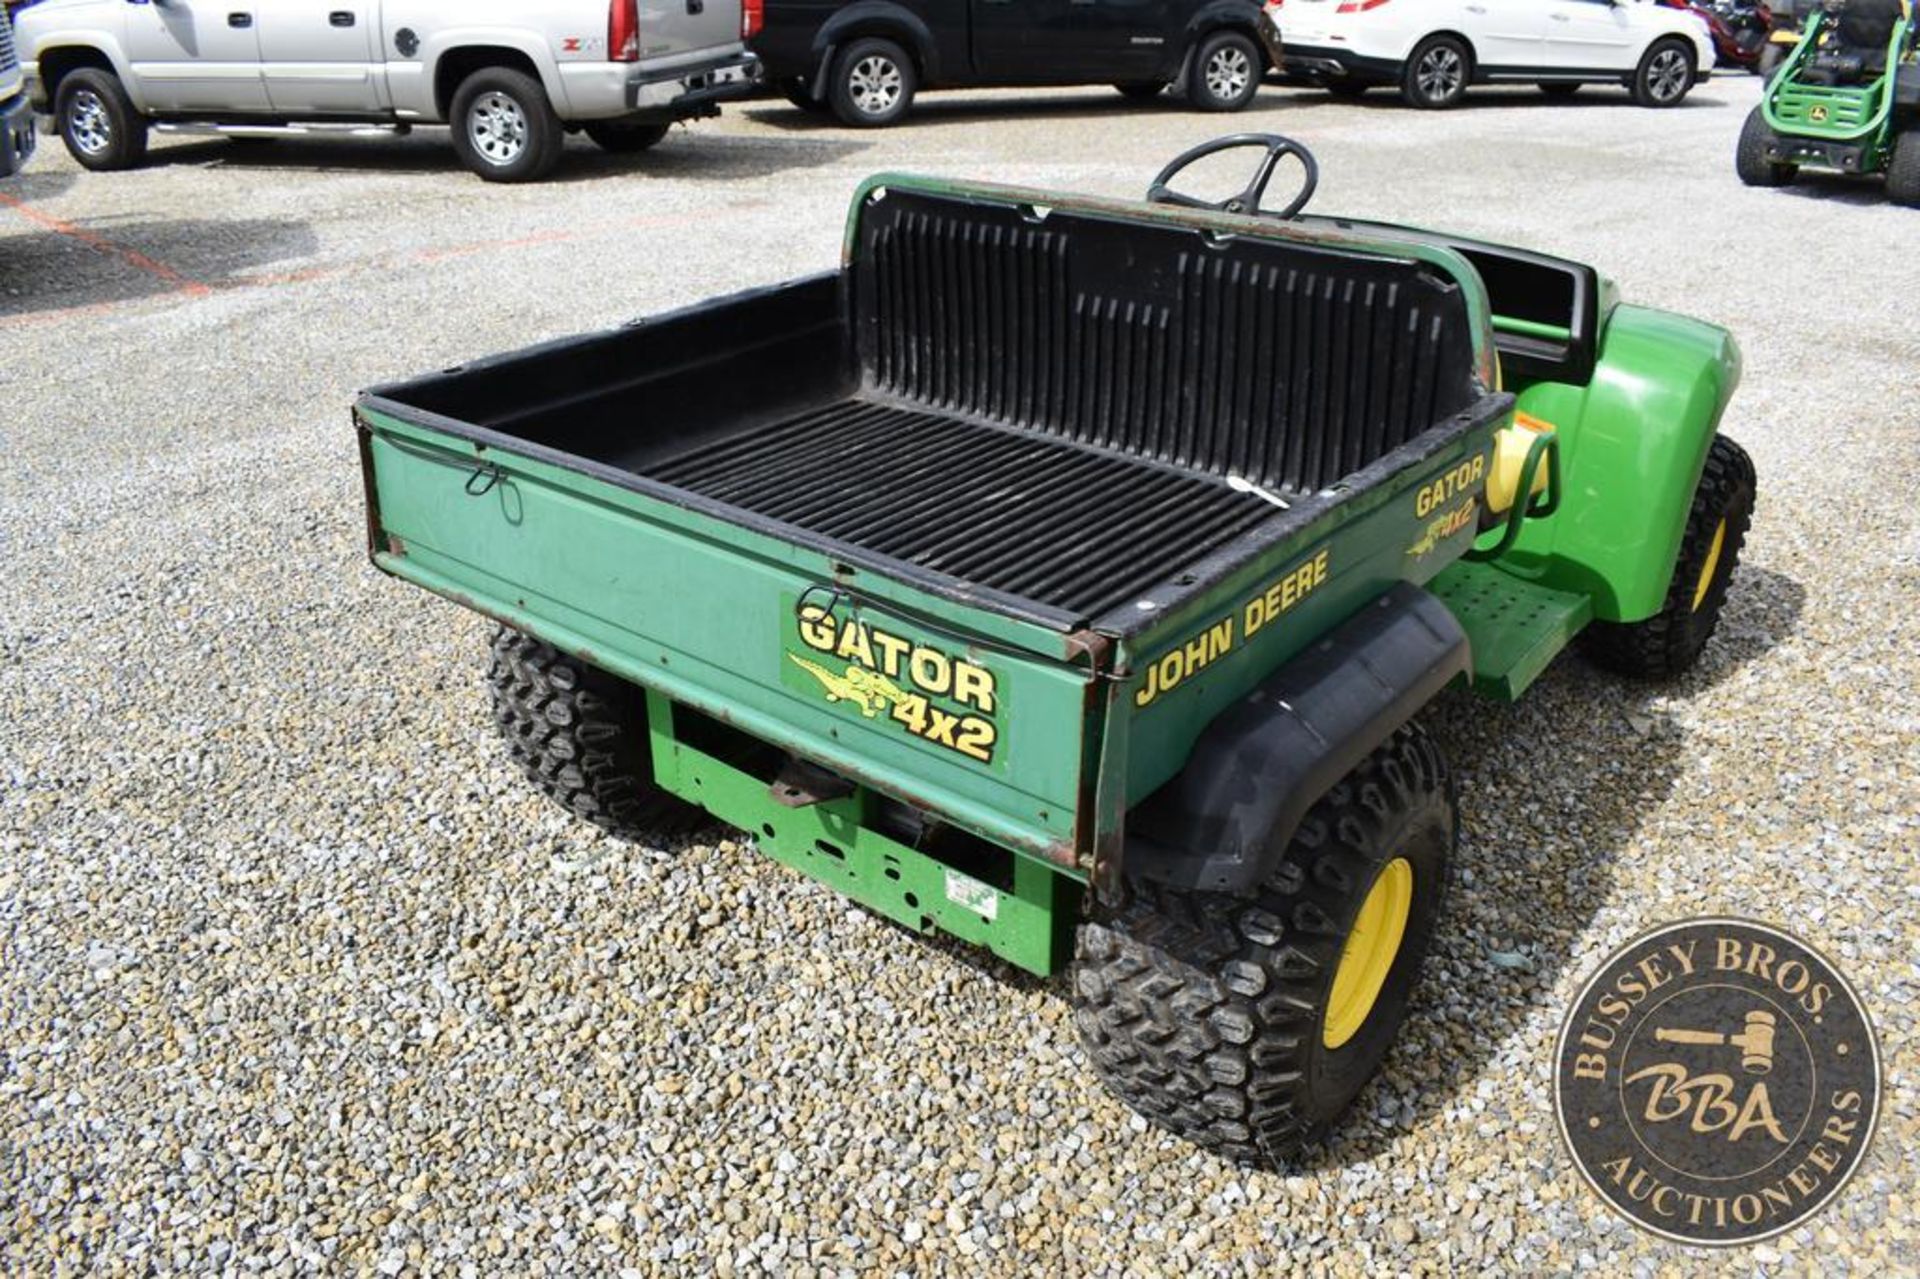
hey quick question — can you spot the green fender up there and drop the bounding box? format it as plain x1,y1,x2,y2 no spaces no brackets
1504,304,1741,623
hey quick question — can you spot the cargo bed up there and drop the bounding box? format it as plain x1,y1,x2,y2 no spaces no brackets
366,182,1504,638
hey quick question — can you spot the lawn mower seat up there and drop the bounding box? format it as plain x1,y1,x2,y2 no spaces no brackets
1802,0,1906,82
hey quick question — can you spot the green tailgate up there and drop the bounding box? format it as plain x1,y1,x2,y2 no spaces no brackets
358,408,1099,872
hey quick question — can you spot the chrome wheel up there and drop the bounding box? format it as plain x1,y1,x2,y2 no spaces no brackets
1205,46,1253,102
467,91,529,166
847,55,903,116
1416,46,1465,101
1646,47,1691,103
66,88,113,157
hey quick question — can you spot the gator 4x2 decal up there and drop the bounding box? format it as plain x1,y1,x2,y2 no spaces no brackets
785,601,1001,766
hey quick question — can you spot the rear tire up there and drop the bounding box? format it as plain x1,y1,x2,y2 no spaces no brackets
1538,81,1581,98
1187,30,1264,112
487,627,709,841
1401,35,1471,109
828,37,917,127
1581,435,1755,680
1885,129,1920,206
53,67,149,172
1735,106,1796,186
583,120,670,153
449,67,563,182
1072,724,1454,1167
1631,38,1695,107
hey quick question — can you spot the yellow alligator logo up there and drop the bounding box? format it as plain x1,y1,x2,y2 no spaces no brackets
787,652,912,718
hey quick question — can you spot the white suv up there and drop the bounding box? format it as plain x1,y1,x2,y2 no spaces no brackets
1263,0,1716,108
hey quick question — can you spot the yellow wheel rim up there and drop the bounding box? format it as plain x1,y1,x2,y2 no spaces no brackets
1322,858,1414,1050
1691,518,1728,612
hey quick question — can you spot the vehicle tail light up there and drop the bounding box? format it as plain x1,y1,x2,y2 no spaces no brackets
1335,0,1390,11
609,0,640,62
742,0,764,39
1264,0,1283,10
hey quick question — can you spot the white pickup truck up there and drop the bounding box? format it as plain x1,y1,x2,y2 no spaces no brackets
15,0,762,181
2,4,37,176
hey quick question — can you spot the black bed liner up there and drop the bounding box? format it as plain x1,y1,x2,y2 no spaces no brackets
364,187,1507,638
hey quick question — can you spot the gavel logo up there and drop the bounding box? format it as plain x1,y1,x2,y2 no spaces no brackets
1654,1009,1778,1075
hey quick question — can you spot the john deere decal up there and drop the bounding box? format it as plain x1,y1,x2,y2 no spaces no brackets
785,599,1000,765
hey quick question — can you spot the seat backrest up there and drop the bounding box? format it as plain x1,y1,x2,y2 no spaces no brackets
848,186,1485,494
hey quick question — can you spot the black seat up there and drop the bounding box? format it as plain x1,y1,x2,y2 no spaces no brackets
1803,0,1905,82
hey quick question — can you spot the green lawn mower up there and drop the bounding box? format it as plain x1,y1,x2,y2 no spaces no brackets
1739,0,1920,201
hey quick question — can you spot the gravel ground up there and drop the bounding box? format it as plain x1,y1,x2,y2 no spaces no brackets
2,75,1917,1275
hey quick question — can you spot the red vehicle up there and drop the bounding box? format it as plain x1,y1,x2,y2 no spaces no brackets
1665,0,1779,71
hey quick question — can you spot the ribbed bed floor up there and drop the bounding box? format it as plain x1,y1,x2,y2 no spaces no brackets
643,397,1284,621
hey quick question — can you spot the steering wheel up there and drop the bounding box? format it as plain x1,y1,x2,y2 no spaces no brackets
1146,134,1320,221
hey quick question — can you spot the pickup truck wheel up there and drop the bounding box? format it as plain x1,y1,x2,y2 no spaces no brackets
1187,31,1264,112
583,121,670,154
54,68,149,172
1631,38,1695,108
1735,107,1796,187
828,38,917,127
486,626,709,841
1581,435,1755,679
1401,35,1471,108
450,68,564,183
1072,723,1453,1167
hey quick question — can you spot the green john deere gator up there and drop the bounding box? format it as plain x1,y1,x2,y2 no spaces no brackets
355,136,1756,1166
1739,0,1920,202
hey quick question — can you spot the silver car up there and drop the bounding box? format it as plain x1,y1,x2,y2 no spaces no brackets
17,0,761,181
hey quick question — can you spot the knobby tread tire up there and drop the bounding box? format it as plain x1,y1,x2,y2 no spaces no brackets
1581,434,1756,679
486,627,708,841
1071,724,1454,1168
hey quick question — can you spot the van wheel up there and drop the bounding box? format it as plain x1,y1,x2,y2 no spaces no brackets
1401,35,1471,109
1631,38,1695,107
1581,435,1755,679
1735,106,1796,187
1187,31,1264,112
487,627,710,841
54,67,149,171
1072,724,1453,1167
829,38,917,127
1885,129,1920,206
584,121,670,153
450,67,564,182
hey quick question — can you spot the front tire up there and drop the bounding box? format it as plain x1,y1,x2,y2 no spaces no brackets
450,67,564,182
1581,435,1755,679
54,67,149,172
1401,35,1471,109
828,38,917,127
1631,38,1695,108
1735,106,1796,186
1187,31,1264,112
1072,724,1454,1167
583,120,670,153
1885,129,1920,206
487,627,709,841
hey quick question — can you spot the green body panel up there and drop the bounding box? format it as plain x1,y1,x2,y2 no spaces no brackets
645,694,1075,975
1762,10,1911,148
1112,429,1498,804
361,409,1096,870
1496,304,1740,623
1430,560,1595,701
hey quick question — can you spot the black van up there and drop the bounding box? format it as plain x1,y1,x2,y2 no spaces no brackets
752,0,1268,126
